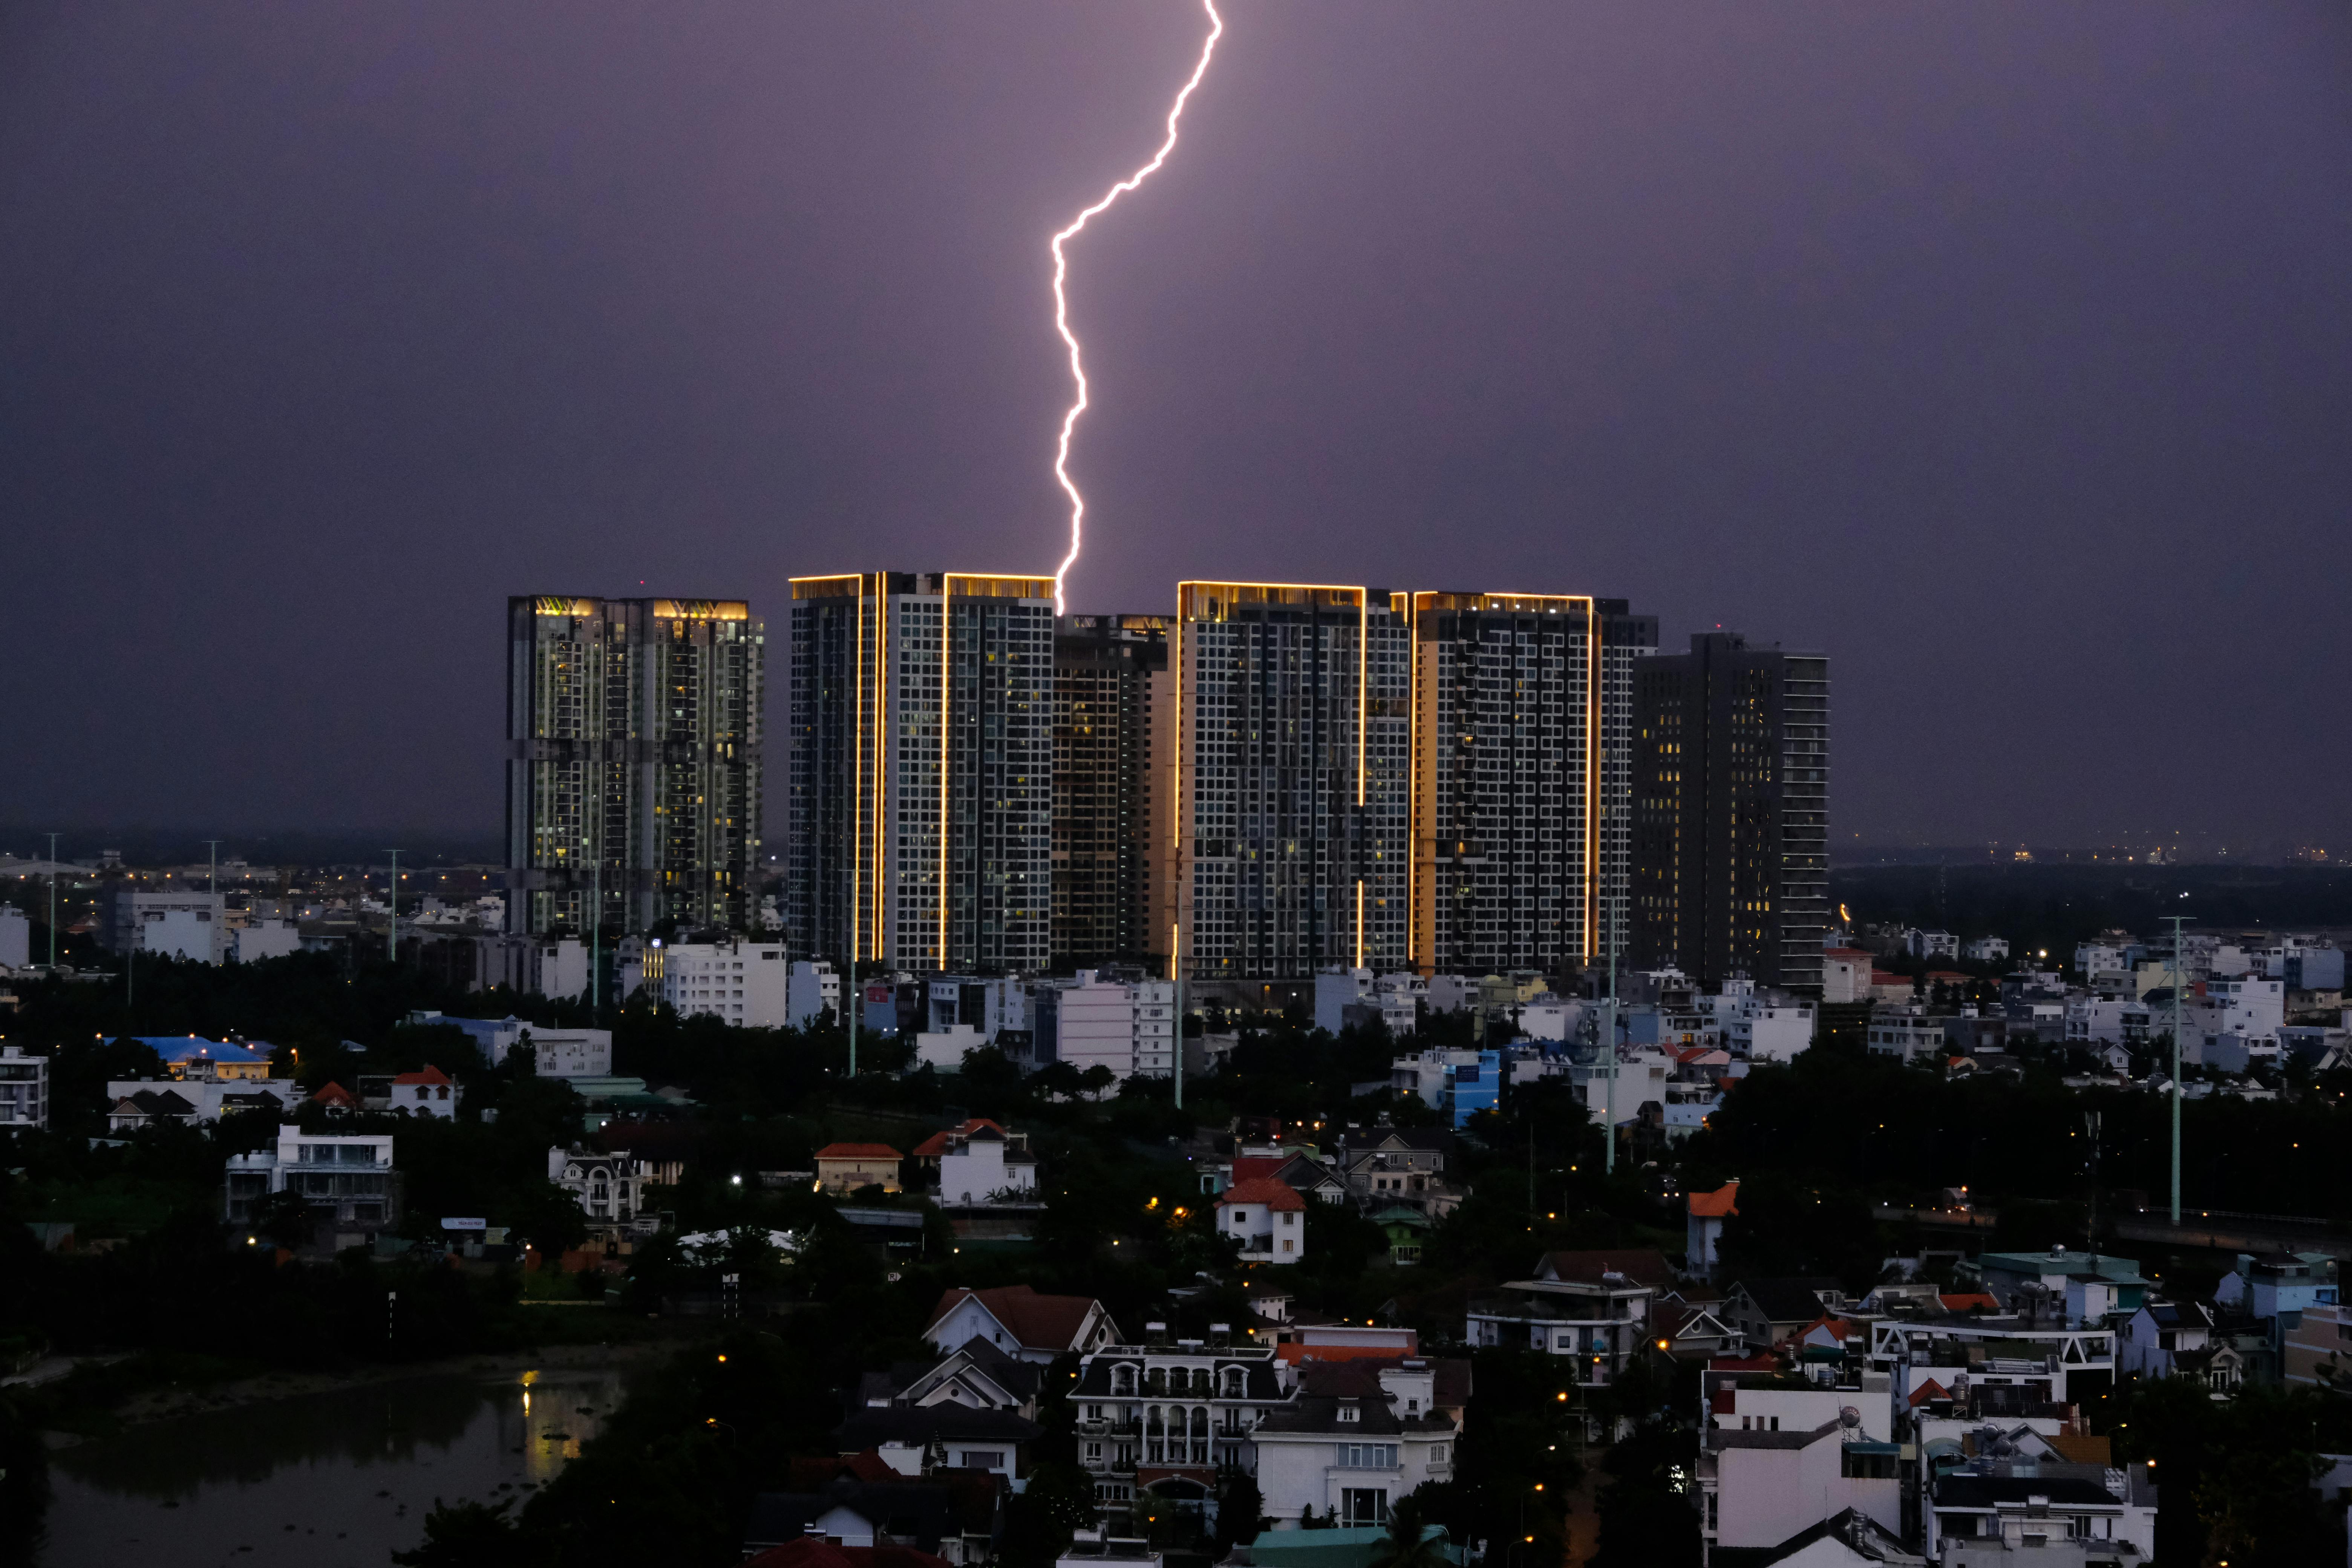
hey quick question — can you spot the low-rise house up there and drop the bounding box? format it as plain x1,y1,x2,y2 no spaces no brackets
107,1086,200,1132
1072,1324,1286,1517
2211,1251,2339,1322
360,1064,458,1118
2115,1301,2222,1385
1971,1250,2149,1320
742,1468,982,1567
1963,937,2011,964
1388,1049,1499,1127
548,1143,656,1227
0,1045,48,1132
1370,1206,1432,1265
131,1035,277,1082
913,1120,1037,1205
2280,1300,2348,1395
923,1284,1120,1364
1218,1177,1308,1264
224,1130,398,1244
1654,1302,1743,1360
1924,1457,2156,1563
1696,1412,1903,1560
1334,1128,1452,1212
861,1338,1042,1421
835,1402,1042,1485
1867,1009,1949,1065
817,1143,905,1195
1250,1359,1460,1528
1686,1182,1739,1280
1723,1278,1847,1352
1466,1266,1653,1384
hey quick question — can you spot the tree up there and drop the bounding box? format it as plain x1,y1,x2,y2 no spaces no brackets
1215,1469,1265,1551
251,1188,318,1250
1368,1492,1447,1568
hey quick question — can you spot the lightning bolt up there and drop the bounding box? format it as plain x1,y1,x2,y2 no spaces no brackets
1048,0,1226,615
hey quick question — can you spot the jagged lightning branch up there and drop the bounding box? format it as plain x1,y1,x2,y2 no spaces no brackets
1048,0,1225,614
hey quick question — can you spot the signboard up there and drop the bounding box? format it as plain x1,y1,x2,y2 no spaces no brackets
440,1217,487,1231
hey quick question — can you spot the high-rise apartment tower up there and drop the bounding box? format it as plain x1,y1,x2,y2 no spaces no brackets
788,573,1055,975
1171,583,1412,986
1052,616,1172,971
1595,598,1659,972
1629,632,1829,993
1407,593,1600,978
504,596,764,936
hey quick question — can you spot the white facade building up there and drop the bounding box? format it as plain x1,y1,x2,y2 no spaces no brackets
0,1045,49,1132
1042,974,1176,1079
1962,936,2011,963
548,1143,654,1224
937,1122,1038,1204
0,906,30,969
1250,1360,1459,1529
1724,996,1813,1062
532,936,590,1001
141,906,225,963
660,937,790,1026
231,919,302,963
529,1028,613,1078
1908,929,1960,961
224,1131,397,1236
788,959,841,1028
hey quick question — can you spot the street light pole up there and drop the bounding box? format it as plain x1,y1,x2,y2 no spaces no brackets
45,832,60,969
2167,913,2191,1225
386,850,401,966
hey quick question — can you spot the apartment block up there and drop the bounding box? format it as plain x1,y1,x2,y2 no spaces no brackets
504,596,764,936
789,572,1055,974
1172,583,1410,986
1630,633,1830,993
1052,615,1172,970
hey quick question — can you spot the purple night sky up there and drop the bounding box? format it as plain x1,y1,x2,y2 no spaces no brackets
3,2,2347,850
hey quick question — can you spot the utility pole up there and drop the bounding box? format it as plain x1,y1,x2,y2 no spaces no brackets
2084,1110,2101,1251
2167,913,2191,1225
386,850,401,966
205,839,221,894
45,832,60,969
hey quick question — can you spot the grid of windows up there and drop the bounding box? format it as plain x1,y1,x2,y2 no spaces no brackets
1411,599,1594,974
790,573,1053,975
1175,587,1407,983
508,597,762,936
1629,634,1829,992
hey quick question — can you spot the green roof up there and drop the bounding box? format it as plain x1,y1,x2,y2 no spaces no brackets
1247,1525,1460,1568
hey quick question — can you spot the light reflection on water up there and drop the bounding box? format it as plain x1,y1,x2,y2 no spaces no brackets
40,1366,630,1567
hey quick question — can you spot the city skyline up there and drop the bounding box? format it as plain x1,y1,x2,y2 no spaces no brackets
4,3,2348,850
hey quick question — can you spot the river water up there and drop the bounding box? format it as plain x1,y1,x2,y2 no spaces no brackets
38,1363,632,1567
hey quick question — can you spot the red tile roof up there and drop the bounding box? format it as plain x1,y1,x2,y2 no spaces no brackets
392,1065,453,1086
1229,1156,1287,1185
816,1143,904,1161
923,1284,1105,1353
309,1082,356,1107
911,1118,1006,1160
1218,1176,1306,1211
1907,1377,1950,1407
1940,1292,1999,1314
1687,1181,1740,1218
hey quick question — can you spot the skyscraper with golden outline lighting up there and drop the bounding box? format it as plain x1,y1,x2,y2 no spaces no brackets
788,572,1055,974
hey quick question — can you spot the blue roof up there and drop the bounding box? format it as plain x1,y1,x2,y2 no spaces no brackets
131,1036,268,1064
